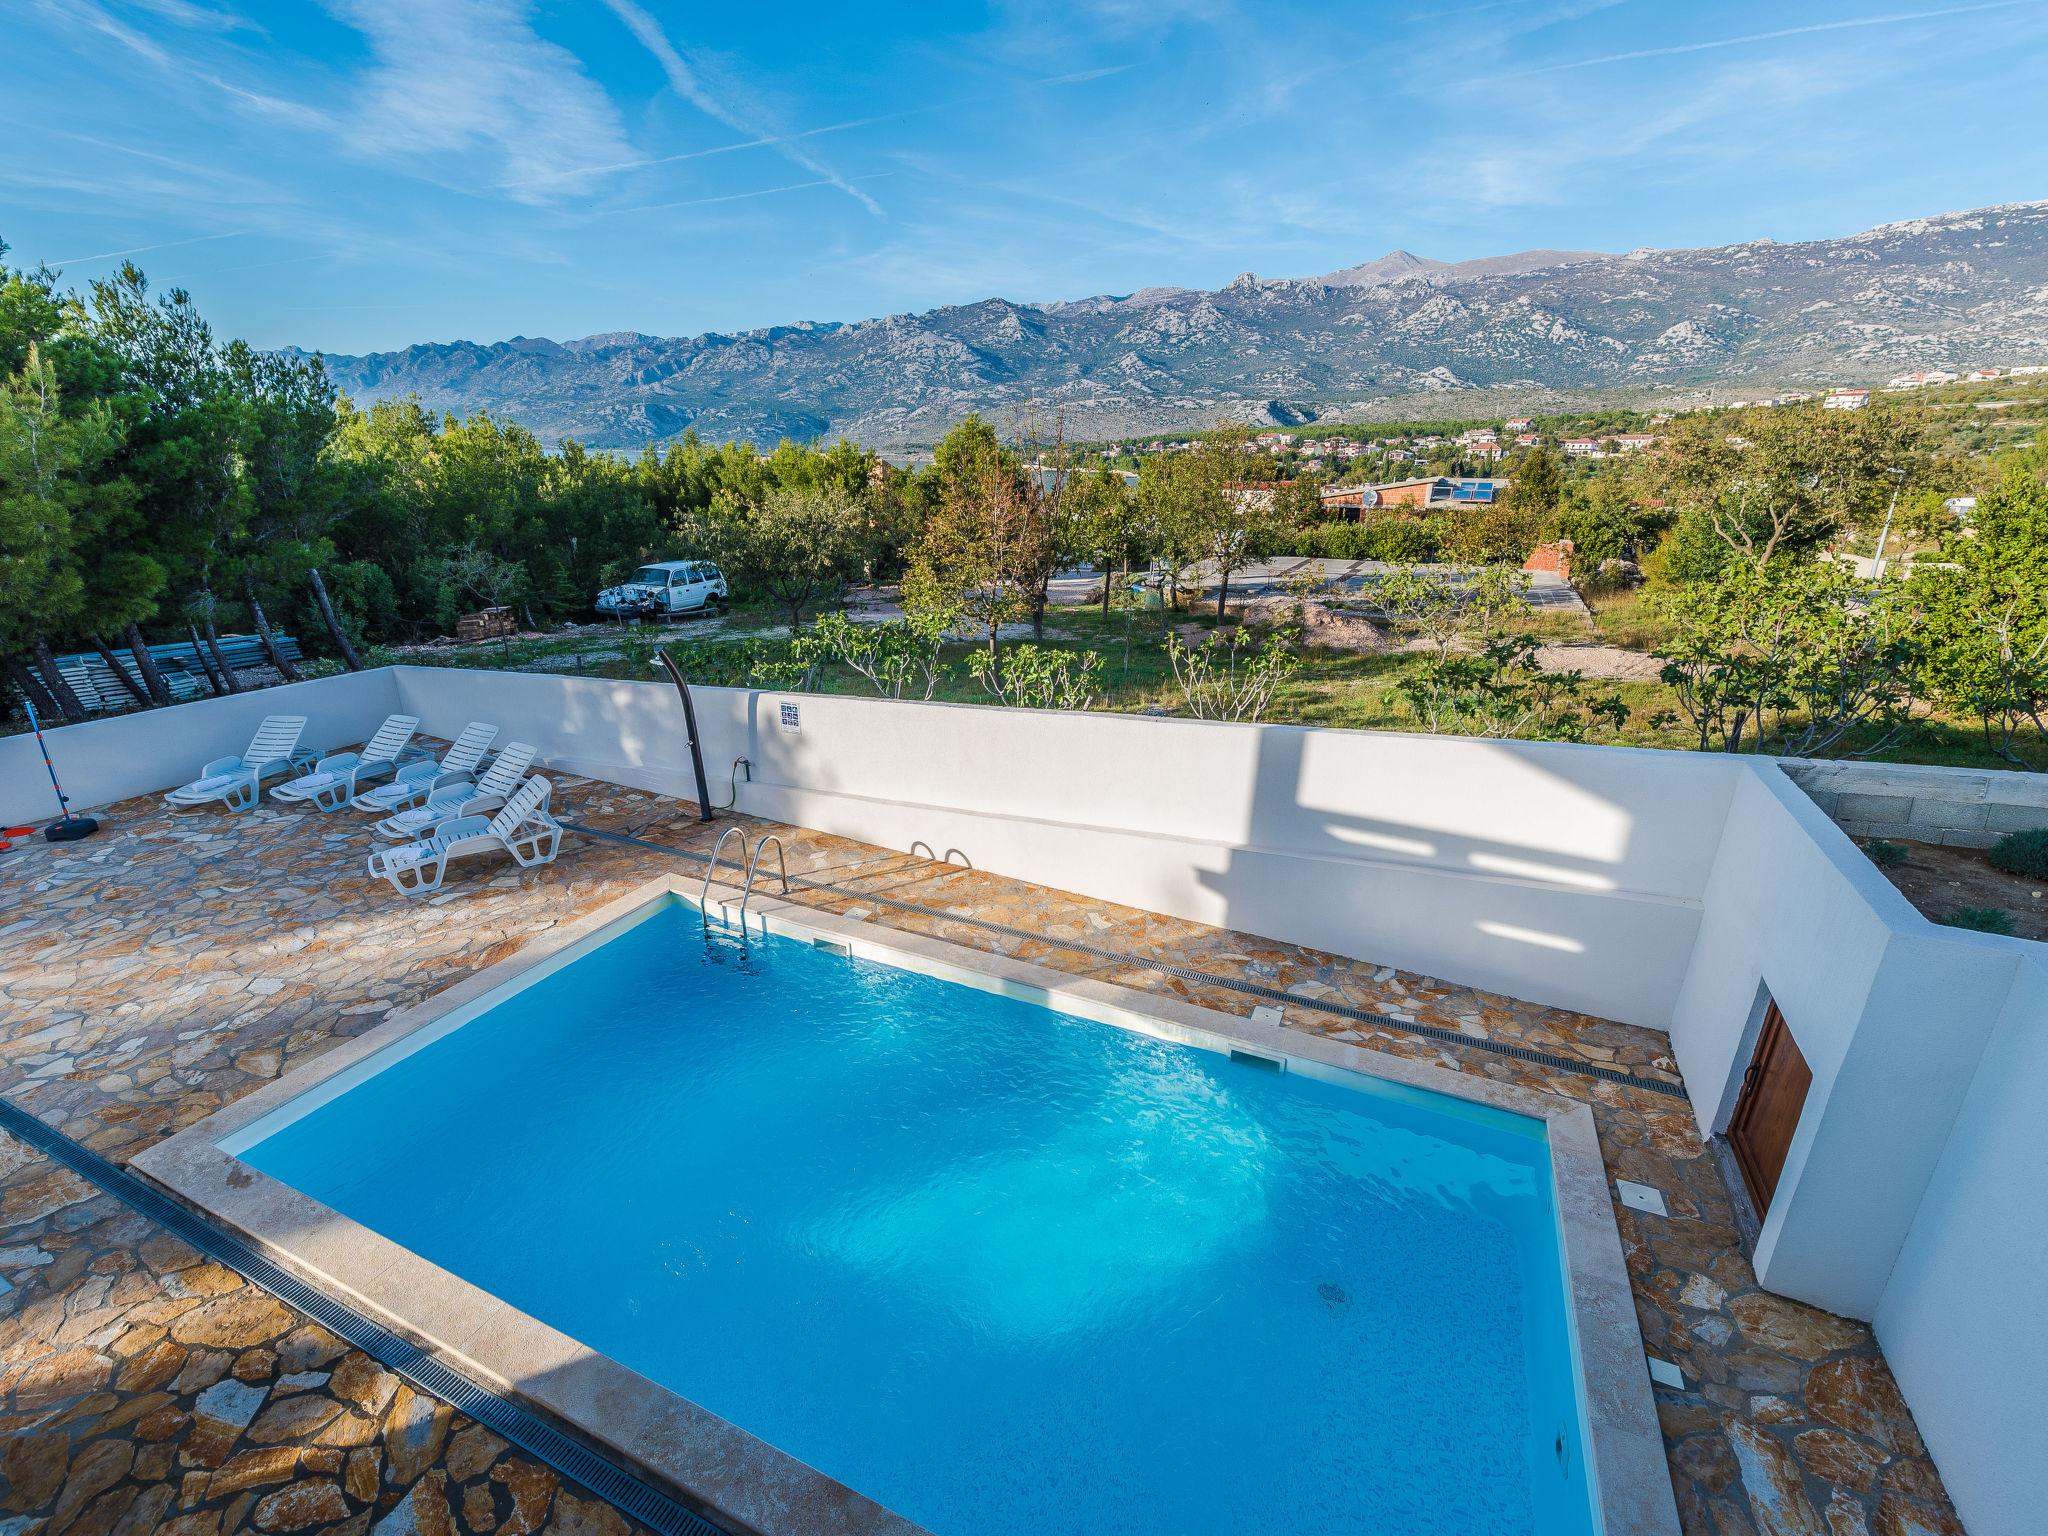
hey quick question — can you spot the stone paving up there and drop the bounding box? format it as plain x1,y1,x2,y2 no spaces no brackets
0,766,1965,1536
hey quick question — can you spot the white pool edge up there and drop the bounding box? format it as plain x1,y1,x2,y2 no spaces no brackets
134,874,1681,1536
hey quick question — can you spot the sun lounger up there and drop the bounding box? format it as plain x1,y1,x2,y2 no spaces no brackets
348,721,498,813
163,715,314,813
371,743,537,839
366,777,562,897
271,714,421,811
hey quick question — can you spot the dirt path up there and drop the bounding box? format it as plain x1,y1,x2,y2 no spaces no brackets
1532,643,1666,682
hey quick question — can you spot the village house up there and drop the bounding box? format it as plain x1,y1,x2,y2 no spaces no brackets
1823,388,1871,411
1320,476,1509,519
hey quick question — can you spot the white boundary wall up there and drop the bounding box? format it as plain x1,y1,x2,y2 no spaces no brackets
7,665,2042,1535
389,665,1737,1030
0,669,401,826
1872,956,2047,1536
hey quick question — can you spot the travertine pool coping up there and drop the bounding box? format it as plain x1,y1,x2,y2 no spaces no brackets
134,873,1682,1536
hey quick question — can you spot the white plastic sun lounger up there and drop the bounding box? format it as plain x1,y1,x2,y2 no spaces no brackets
349,721,498,813
163,715,314,813
371,743,537,839
271,714,422,812
366,776,561,897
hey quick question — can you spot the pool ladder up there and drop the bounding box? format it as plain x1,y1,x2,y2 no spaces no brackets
698,828,790,936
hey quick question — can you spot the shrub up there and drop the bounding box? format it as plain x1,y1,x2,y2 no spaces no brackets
1942,907,2016,935
966,644,1103,710
1163,626,1299,721
1289,518,1444,563
1358,517,1444,562
1988,827,2048,879
1862,839,1909,869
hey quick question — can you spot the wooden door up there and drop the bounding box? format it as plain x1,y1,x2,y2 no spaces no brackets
1727,1002,1812,1216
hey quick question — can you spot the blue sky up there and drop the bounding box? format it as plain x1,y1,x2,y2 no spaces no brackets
7,0,2047,354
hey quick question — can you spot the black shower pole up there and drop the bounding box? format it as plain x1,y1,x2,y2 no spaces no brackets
653,646,716,823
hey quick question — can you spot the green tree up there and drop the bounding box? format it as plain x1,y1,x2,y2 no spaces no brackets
966,643,1103,709
1396,635,1629,742
1370,563,1531,660
732,484,866,629
0,344,141,717
1442,497,1539,564
1068,465,1150,614
1646,404,1926,570
1139,428,1290,618
1507,445,1566,522
806,610,950,699
901,416,1047,685
1912,462,2048,765
1654,561,1921,755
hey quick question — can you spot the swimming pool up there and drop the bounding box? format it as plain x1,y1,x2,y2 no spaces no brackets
150,883,1668,1536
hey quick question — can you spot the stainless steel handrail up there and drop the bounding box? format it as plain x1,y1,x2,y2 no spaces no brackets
699,825,749,924
739,834,789,919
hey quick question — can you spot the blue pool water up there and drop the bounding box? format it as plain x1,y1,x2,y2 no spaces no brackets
242,900,1595,1536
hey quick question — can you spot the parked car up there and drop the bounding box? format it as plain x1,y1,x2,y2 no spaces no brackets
596,561,730,619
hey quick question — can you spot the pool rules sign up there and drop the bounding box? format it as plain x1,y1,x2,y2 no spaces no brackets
779,701,801,733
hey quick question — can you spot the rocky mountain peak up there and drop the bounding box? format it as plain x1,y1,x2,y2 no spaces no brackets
305,203,2048,449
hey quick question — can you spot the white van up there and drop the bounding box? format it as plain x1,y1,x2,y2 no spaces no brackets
596,560,730,619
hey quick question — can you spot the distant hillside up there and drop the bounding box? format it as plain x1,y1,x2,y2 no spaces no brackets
305,202,2048,448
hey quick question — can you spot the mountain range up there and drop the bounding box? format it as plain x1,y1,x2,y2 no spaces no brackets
305,202,2048,448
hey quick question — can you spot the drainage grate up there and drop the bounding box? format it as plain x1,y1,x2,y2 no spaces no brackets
0,1097,724,1536
570,821,1690,1101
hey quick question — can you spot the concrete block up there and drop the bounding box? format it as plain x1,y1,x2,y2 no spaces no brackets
1901,777,1990,806
1853,821,1922,843
1988,777,2048,809
1838,791,1913,824
1909,799,1988,832
1934,829,2001,850
1986,803,2048,835
1802,789,1842,815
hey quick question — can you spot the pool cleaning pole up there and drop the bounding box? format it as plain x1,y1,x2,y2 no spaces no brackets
21,697,99,842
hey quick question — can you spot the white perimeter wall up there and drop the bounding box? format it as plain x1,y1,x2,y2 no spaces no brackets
9,665,2042,1535
1668,770,2024,1313
387,666,1740,1031
0,669,401,827
1668,768,2040,1536
1874,954,2048,1536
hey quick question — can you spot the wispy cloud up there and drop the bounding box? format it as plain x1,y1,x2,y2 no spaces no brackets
33,0,171,65
1039,63,1133,84
323,0,636,201
500,108,927,193
34,0,326,124
1505,0,2042,76
53,230,248,265
594,175,896,219
595,0,883,217
1405,54,1865,215
116,0,256,31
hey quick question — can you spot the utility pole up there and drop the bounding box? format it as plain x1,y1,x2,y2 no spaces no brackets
1872,466,1907,577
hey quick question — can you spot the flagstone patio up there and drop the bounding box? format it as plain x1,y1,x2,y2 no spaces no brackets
0,767,1964,1536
